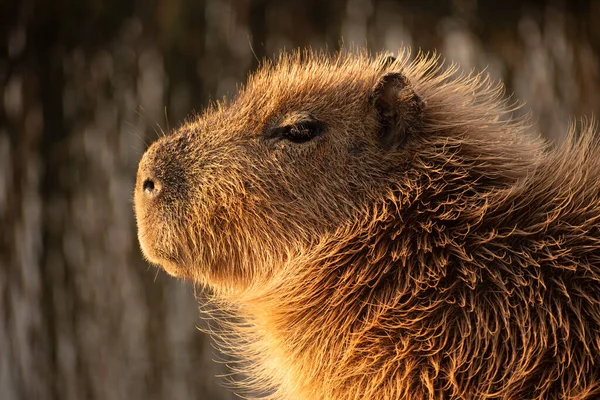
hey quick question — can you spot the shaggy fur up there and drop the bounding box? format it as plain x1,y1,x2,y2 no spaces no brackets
134,49,600,400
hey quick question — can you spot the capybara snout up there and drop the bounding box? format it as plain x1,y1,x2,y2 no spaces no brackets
136,135,191,202
134,133,198,277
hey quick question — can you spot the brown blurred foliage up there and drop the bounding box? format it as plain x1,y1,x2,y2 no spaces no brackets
0,1,599,399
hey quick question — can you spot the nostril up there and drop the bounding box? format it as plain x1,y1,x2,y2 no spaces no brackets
143,179,155,193
142,178,160,197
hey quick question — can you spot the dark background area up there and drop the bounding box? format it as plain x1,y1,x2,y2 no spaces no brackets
1,1,599,399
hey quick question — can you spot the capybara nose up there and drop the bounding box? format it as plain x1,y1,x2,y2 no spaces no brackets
141,175,161,198
136,148,163,200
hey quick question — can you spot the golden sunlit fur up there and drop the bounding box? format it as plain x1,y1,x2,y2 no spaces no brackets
135,49,600,399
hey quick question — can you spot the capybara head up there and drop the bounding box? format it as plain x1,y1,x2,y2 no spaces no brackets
135,50,537,291
134,51,435,288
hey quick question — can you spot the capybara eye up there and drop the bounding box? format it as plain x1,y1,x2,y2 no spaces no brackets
277,120,325,144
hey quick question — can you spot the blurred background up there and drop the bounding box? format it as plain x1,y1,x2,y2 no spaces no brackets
1,0,599,399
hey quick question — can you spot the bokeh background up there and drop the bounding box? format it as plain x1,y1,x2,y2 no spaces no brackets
1,0,599,399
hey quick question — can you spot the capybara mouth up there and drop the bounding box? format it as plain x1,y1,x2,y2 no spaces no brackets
135,213,190,278
139,237,183,277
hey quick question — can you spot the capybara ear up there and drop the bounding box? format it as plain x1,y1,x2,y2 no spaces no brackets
372,72,425,149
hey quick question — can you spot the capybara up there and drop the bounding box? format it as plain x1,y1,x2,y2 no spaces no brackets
134,49,600,399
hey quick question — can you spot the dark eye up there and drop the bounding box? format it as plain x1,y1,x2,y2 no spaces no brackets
271,120,325,144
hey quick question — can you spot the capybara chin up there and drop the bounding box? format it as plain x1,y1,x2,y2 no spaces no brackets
134,49,600,399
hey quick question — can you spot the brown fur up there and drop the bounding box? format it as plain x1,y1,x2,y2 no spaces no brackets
134,49,600,399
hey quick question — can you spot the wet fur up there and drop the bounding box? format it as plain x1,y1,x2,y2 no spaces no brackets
135,49,600,399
